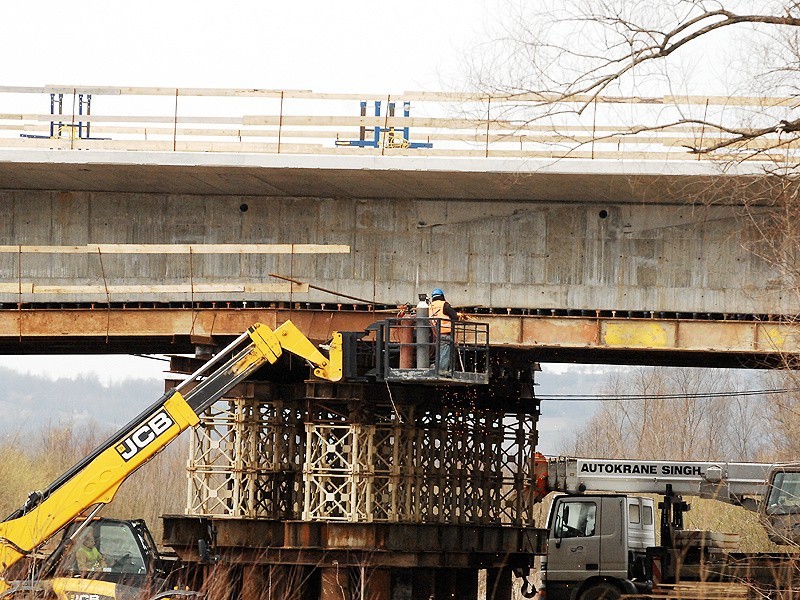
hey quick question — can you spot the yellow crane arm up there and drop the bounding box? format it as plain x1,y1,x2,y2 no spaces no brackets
0,391,198,580
0,321,341,590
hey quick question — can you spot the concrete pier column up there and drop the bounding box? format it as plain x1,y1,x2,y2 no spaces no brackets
321,565,350,600
486,567,512,600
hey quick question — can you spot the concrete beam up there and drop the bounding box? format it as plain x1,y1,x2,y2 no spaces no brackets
0,150,768,204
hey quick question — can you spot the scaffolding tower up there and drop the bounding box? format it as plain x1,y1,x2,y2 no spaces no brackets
167,356,544,600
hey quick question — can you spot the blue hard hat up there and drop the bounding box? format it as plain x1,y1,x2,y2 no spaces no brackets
431,288,444,298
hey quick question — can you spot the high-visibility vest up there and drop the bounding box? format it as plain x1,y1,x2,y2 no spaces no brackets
429,299,452,335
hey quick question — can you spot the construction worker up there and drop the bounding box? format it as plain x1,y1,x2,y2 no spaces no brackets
75,528,107,572
429,288,458,374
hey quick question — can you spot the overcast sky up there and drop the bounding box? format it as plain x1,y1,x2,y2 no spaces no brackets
1,1,490,91
0,1,607,453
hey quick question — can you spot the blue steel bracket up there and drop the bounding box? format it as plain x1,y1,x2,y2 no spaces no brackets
20,93,109,141
335,100,432,149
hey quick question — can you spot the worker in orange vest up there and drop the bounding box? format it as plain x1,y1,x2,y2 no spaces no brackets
429,288,458,374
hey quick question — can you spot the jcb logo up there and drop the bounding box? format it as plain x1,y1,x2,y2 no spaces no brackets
115,408,175,461
68,594,104,600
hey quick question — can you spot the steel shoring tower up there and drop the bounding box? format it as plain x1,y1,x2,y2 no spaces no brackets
170,375,543,600
188,393,536,525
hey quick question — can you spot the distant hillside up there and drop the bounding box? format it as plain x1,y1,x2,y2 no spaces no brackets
0,367,164,441
0,363,604,454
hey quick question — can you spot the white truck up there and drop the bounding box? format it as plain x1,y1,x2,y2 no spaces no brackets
530,456,800,600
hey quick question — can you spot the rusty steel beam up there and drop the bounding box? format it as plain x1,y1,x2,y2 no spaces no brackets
0,308,381,341
0,308,382,354
163,517,543,569
484,314,800,354
0,308,797,366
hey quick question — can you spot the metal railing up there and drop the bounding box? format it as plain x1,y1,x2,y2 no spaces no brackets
370,317,490,385
0,85,795,161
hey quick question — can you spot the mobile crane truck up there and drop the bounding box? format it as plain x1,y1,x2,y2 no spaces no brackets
0,321,344,600
528,456,800,600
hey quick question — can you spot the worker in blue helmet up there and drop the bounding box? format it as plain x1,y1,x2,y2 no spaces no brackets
429,288,458,375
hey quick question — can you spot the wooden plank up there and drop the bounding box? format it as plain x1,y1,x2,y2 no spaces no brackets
0,130,788,163
0,113,245,125
0,284,33,293
0,113,753,134
0,86,50,94
0,283,309,294
0,107,790,144
243,114,489,128
9,123,779,151
3,127,788,151
0,244,350,255
0,85,796,107
0,138,73,149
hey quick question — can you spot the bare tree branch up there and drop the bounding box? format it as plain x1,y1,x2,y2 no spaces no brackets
470,1,800,155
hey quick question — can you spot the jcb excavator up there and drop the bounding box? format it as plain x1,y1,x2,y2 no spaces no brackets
0,321,344,600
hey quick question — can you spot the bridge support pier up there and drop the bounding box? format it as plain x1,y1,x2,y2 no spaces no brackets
164,367,543,600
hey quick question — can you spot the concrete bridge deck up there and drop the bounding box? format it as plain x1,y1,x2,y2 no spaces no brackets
0,86,796,363
0,148,765,203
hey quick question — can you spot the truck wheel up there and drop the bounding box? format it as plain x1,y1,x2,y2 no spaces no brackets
579,582,621,600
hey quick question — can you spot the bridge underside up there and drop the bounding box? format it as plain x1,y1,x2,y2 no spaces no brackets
1,305,795,368
1,152,796,368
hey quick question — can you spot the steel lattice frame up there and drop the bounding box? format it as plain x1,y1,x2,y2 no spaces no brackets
188,388,538,526
188,397,304,519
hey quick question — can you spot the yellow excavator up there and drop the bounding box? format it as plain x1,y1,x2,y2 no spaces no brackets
0,321,343,600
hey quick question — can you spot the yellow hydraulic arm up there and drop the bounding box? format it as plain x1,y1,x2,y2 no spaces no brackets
0,321,341,590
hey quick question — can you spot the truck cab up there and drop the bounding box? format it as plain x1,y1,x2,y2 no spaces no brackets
761,466,800,544
542,495,655,600
532,457,800,600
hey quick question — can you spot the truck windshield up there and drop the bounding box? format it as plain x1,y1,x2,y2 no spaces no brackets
554,501,597,538
766,471,800,515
